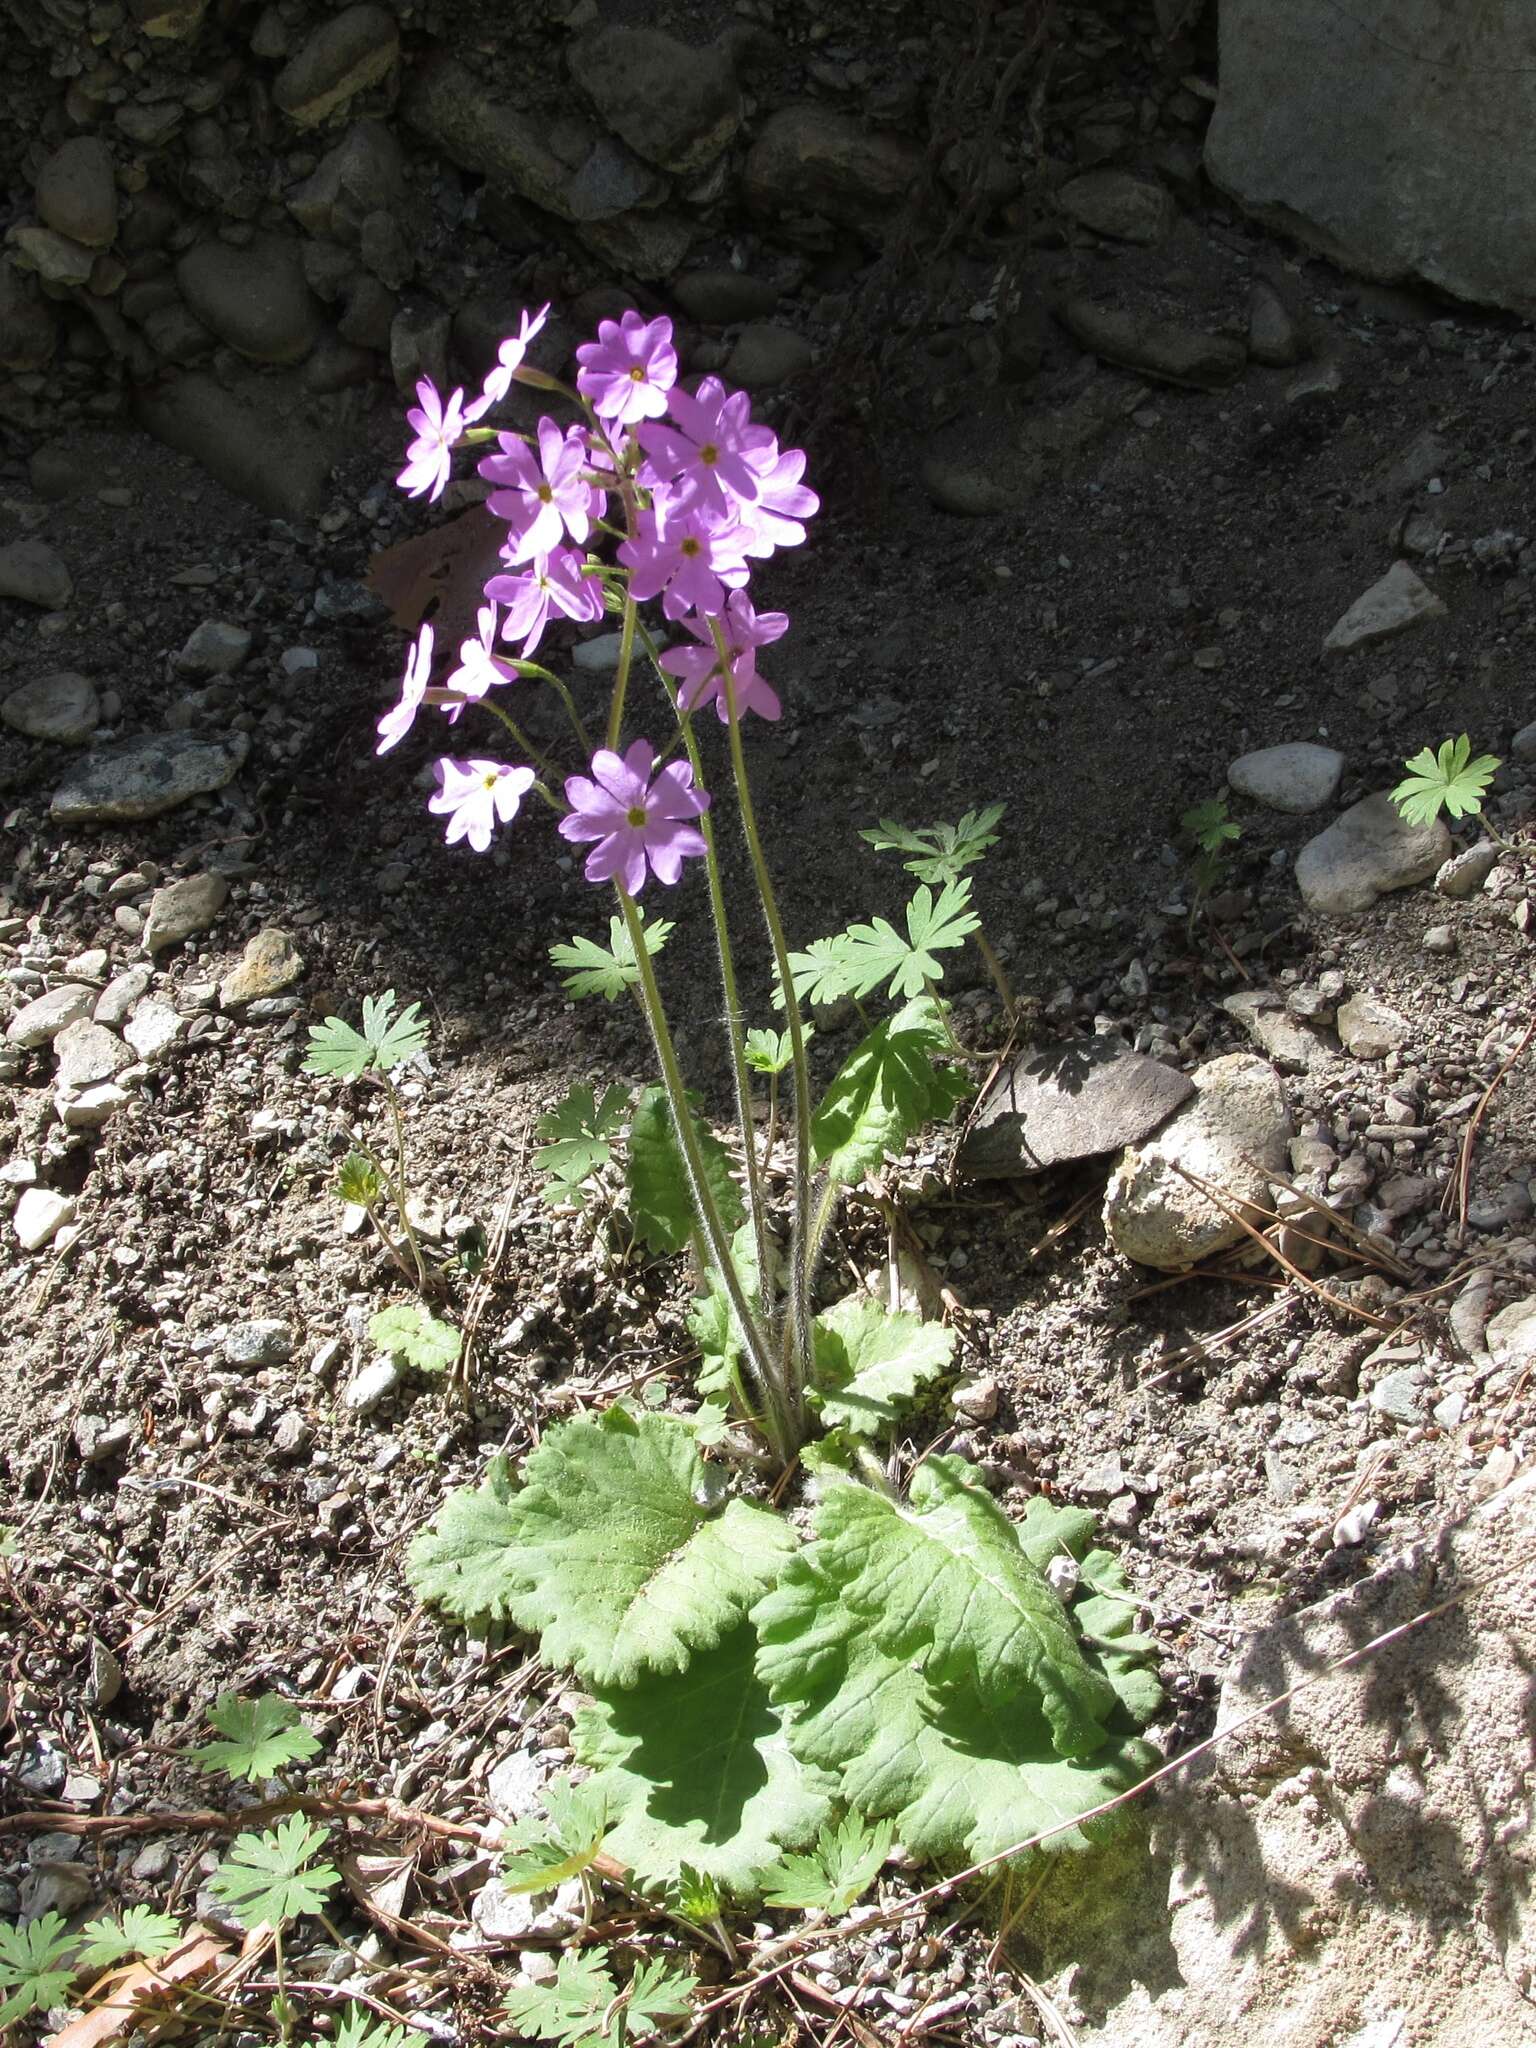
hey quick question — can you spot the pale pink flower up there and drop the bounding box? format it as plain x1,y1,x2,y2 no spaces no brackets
396,380,466,502
637,377,761,516
660,593,787,723
481,418,604,563
618,499,750,621
736,441,820,558
484,545,603,657
575,310,677,426
376,623,434,754
463,303,551,423
442,604,512,722
559,738,709,894
429,758,536,852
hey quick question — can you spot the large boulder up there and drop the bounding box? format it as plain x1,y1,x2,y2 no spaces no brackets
1206,0,1536,319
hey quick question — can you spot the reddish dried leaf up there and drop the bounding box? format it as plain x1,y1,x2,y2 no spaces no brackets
367,505,506,656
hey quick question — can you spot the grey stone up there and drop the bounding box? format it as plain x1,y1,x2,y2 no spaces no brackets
1422,924,1456,955
1322,560,1446,657
1247,279,1300,366
1486,1298,1536,1373
225,1318,294,1369
958,1039,1194,1179
6,224,94,288
1227,741,1344,814
133,0,207,36
54,1019,131,1090
1336,993,1411,1059
51,730,249,825
61,1083,129,1130
487,1750,547,1822
287,121,403,239
0,539,72,610
1369,1368,1425,1424
143,871,229,954
220,928,303,1009
1435,841,1499,900
1206,0,1536,320
725,322,813,389
345,1356,402,1414
21,1863,93,1919
1295,792,1450,915
7,984,93,1049
272,1411,315,1457
405,56,585,219
742,106,922,235
1221,992,1328,1074
136,370,340,520
1104,1052,1292,1271
95,966,152,1027
0,257,57,371
564,137,665,221
124,999,184,1061
569,26,740,175
175,620,251,676
672,269,779,324
2,670,99,744
1511,718,1536,765
35,137,117,249
1058,170,1173,244
1061,297,1246,390
13,1187,76,1250
273,4,399,128
950,1375,999,1423
919,457,1015,519
576,209,697,285
176,235,320,365
65,949,110,985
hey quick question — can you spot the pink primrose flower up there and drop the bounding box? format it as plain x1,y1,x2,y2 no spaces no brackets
618,500,750,621
484,545,603,657
575,310,678,426
660,593,787,723
736,441,820,558
481,418,604,563
376,622,434,754
463,303,551,423
396,379,466,502
637,377,762,517
441,604,512,722
429,758,537,852
558,738,709,894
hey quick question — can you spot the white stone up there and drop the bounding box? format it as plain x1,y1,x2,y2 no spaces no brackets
54,1019,131,1089
124,999,185,1061
573,632,626,672
175,619,252,675
14,1187,76,1250
6,983,92,1049
2,670,99,743
1336,993,1411,1059
142,870,229,953
344,1357,402,1414
1227,742,1345,815
1321,560,1446,658
1435,841,1499,900
281,646,320,675
487,1749,547,1821
94,965,153,1028
60,1082,129,1129
1295,792,1450,915
1486,1297,1536,1372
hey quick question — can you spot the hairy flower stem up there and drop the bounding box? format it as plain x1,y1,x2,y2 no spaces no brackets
972,924,1018,1021
380,1079,429,1293
713,623,813,1427
615,888,793,1462
606,582,640,752
469,696,563,786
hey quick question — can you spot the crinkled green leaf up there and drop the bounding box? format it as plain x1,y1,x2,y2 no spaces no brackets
190,1691,321,1784
687,1223,763,1399
762,1813,893,1913
627,1085,744,1256
369,1302,458,1374
334,1150,386,1207
208,1815,338,1928
0,1911,75,2030
76,1905,183,1972
534,1082,629,1208
577,1620,835,1898
551,913,673,1002
503,1948,617,2046
305,991,428,1080
811,998,969,1187
809,1296,954,1437
406,1455,524,1622
502,1775,611,1895
458,1409,796,1687
1016,1498,1163,1727
860,804,1006,886
1179,798,1241,855
1391,734,1500,827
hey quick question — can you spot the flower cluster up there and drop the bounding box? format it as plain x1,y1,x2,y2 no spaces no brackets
378,306,818,887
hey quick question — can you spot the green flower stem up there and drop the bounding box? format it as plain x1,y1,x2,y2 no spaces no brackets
380,1079,430,1294
472,697,564,786
606,589,639,751
614,887,792,1461
713,621,813,1426
972,923,1018,1019
506,661,596,759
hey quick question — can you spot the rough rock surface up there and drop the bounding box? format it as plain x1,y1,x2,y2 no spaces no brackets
1322,560,1447,657
51,732,249,826
219,928,303,1009
1227,742,1344,815
0,538,72,609
1206,0,1536,319
1104,1053,1291,1269
1061,297,1245,390
567,28,740,176
959,1040,1194,1179
1295,793,1450,915
742,106,922,234
2,670,98,743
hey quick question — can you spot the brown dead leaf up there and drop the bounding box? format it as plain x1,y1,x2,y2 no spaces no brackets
367,504,506,656
342,1848,416,1934
43,1932,231,2048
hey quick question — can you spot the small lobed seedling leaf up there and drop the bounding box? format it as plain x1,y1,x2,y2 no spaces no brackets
1391,734,1500,827
551,913,673,1002
762,1813,894,1914
0,1910,76,2030
370,1302,459,1373
535,1082,630,1209
207,1814,339,1928
191,1691,322,1784
501,1775,612,1895
860,803,1006,886
503,1947,618,2047
1180,798,1242,857
779,881,979,1008
334,1150,387,1208
76,1905,183,1972
305,990,429,1081
333,2006,431,2048
742,1025,806,1075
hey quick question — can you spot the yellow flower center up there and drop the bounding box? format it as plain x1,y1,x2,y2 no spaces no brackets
680,537,701,558
700,441,718,467
626,805,647,828
482,770,500,790
537,483,553,502
628,366,647,383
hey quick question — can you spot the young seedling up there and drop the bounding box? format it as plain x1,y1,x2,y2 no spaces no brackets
861,804,1018,1018
305,991,435,1293
1391,735,1507,843
208,1815,339,2043
1180,796,1243,924
190,1690,322,1785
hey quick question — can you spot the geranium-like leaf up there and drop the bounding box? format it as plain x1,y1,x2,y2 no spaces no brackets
627,1085,744,1256
191,1692,321,1784
1391,734,1500,828
76,1906,183,1972
406,1455,524,1622
534,1082,628,1209
0,1911,76,2031
485,1409,795,1687
334,2006,430,2048
501,1775,611,1896
860,804,1006,886
369,1303,459,1374
778,934,854,1010
207,1815,338,1929
503,1948,617,2047
840,879,981,1001
743,1026,804,1075
305,991,428,1080
576,1620,834,1897
550,912,673,1002
811,998,968,1187
762,1813,893,1913
808,1297,954,1437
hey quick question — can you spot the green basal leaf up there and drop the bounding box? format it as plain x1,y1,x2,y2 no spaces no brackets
0,1911,76,2031
1391,734,1500,827
190,1691,321,1784
470,1408,796,1688
762,1813,893,1913
809,1296,955,1437
576,1619,835,1898
504,1948,617,2047
334,1150,386,1207
535,1082,629,1209
333,2005,431,2048
811,998,968,1187
207,1815,338,1929
76,1905,183,1972
370,1302,459,1374
502,1775,611,1895
406,1455,524,1622
1180,798,1241,856
860,804,1006,885
778,934,855,1010
687,1223,763,1399
625,1955,697,2037
743,1026,805,1075
551,912,674,1002
305,990,428,1080
627,1085,744,1257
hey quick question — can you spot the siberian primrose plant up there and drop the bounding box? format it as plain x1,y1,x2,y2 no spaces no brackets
382,308,1160,1911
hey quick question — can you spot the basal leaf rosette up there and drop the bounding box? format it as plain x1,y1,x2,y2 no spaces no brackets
406,1410,793,1687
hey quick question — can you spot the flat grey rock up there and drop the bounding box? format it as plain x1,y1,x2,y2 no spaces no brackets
143,871,229,954
0,538,72,609
54,1019,131,1090
1336,993,1411,1059
51,731,248,825
1057,170,1173,244
7,983,93,1049
2,670,98,743
1295,792,1449,915
1322,560,1446,657
1061,297,1246,390
957,1039,1194,1178
1227,742,1344,815
1221,992,1329,1074
1435,841,1499,900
